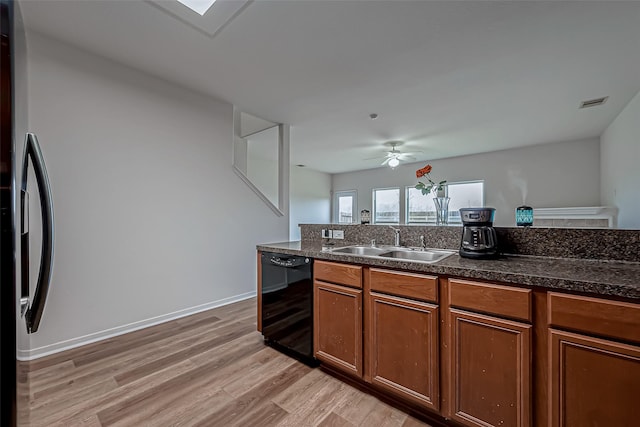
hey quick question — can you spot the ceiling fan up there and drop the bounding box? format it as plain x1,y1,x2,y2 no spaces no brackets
367,141,422,169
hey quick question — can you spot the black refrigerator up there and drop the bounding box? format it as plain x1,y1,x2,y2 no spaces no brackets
1,0,55,425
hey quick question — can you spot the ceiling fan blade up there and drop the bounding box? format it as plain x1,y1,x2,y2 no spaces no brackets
401,150,423,157
364,142,416,164
365,151,395,161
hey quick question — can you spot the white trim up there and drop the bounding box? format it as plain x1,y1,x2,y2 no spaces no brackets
533,206,616,216
18,291,256,361
232,108,289,217
533,206,618,228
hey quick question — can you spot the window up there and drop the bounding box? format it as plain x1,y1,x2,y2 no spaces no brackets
334,190,357,224
406,187,435,223
373,188,400,224
446,181,484,223
405,181,484,224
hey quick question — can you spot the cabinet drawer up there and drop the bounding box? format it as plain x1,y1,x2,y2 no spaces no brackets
448,279,532,322
315,260,362,288
369,268,438,302
548,292,640,344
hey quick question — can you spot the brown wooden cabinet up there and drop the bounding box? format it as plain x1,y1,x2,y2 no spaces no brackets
366,268,440,410
549,329,640,427
368,291,440,410
548,292,640,426
313,261,363,378
447,309,531,427
308,260,640,427
445,279,532,427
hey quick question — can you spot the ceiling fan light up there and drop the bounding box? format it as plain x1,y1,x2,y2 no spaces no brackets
388,157,400,168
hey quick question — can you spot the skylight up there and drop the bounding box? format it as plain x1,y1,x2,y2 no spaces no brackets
176,0,217,16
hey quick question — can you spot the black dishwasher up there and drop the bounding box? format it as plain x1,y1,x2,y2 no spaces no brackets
261,251,317,366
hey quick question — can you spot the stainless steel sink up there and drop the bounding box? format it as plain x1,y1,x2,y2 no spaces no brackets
378,249,455,263
331,246,388,256
331,245,455,263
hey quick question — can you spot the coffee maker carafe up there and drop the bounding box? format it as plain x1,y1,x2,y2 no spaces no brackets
459,208,498,259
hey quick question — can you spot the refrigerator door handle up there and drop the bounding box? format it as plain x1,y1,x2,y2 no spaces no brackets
21,133,54,334
20,188,29,317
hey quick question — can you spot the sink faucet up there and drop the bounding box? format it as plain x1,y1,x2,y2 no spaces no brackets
389,226,401,246
420,235,426,250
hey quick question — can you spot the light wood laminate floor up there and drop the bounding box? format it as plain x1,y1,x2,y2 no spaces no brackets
24,298,432,427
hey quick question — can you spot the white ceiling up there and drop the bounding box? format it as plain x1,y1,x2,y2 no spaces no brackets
20,0,640,174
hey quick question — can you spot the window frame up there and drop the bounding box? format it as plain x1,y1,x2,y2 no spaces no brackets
405,180,485,224
445,180,485,224
405,186,435,224
333,190,357,224
372,187,401,224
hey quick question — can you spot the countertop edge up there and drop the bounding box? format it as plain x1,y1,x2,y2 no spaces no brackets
257,242,640,301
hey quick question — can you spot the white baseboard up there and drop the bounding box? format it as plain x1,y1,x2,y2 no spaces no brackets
19,291,257,361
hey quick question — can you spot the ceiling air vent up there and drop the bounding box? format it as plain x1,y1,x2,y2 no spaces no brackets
580,96,608,109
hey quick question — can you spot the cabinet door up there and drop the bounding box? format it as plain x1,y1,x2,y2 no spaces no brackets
549,329,640,427
448,308,531,427
314,280,363,377
369,292,439,410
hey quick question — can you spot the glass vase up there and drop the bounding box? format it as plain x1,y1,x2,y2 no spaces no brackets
433,197,450,225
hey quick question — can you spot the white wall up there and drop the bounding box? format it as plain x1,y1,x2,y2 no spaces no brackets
332,138,601,227
23,33,289,358
247,148,279,207
289,166,331,240
245,124,280,208
601,89,640,229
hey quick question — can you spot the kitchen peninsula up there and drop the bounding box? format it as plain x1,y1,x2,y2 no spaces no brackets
257,224,640,427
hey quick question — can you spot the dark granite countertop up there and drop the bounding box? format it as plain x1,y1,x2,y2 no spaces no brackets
257,241,640,301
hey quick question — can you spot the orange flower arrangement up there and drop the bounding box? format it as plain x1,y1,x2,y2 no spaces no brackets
415,164,446,196
415,164,432,178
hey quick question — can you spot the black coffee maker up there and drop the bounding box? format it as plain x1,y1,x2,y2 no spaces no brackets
459,208,498,259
